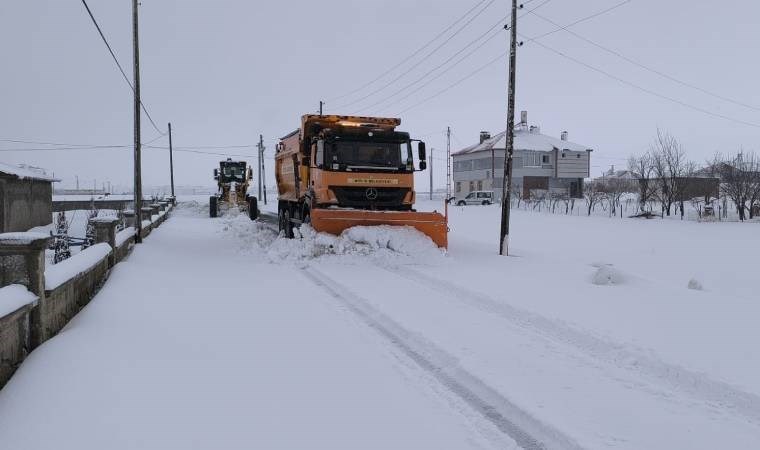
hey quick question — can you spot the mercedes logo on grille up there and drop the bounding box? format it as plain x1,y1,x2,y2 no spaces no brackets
365,187,379,200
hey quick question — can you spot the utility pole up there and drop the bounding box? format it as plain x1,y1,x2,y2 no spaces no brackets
499,0,518,256
446,126,451,201
132,0,143,243
257,135,263,200
261,137,267,205
429,147,434,200
76,175,79,190
168,123,175,200
319,101,324,116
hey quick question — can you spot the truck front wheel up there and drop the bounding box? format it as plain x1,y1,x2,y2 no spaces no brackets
210,196,218,218
248,197,259,220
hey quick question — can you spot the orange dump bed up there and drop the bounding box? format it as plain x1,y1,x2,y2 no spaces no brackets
310,208,448,248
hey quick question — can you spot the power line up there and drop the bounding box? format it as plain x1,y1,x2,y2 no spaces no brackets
80,0,165,136
527,38,760,129
326,0,491,103
334,0,498,110
0,145,128,152
359,26,503,114
389,0,639,115
526,6,760,113
398,51,507,114
370,0,554,114
525,0,633,42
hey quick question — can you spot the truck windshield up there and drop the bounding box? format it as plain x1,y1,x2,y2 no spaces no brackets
327,141,404,169
221,163,246,182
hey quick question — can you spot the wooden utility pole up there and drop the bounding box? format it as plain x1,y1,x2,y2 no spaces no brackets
261,137,267,205
319,101,324,116
429,147,434,200
257,135,263,201
499,0,518,256
446,126,451,200
168,123,175,200
132,0,143,243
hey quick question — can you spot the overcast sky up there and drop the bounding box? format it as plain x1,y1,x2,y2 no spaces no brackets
2,0,759,193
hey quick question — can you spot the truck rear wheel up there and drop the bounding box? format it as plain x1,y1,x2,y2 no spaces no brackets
279,204,293,238
210,196,218,218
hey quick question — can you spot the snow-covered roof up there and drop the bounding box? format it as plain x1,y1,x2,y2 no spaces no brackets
453,129,591,156
0,162,59,181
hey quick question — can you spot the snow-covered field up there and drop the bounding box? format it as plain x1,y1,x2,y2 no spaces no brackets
1,199,759,449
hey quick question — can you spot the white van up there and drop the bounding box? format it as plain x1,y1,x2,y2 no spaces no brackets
453,191,494,206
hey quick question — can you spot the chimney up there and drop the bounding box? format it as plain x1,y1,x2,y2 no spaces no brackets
479,131,491,143
561,131,568,141
520,110,527,127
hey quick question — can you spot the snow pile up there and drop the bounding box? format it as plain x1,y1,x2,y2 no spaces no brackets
217,212,445,265
115,227,136,247
0,232,50,245
174,200,207,216
0,285,38,317
591,264,625,286
267,224,445,265
45,243,112,290
219,213,278,251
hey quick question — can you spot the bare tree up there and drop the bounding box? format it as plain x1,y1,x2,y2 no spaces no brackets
717,150,760,221
650,129,687,217
598,176,631,217
628,153,656,213
583,180,604,216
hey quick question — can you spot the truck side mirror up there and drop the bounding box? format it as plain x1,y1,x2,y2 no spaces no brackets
418,141,426,161
248,168,253,179
213,168,218,179
419,160,427,171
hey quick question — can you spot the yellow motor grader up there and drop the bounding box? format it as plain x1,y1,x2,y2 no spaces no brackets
210,158,259,220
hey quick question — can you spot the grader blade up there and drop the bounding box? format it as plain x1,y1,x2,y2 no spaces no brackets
309,208,448,248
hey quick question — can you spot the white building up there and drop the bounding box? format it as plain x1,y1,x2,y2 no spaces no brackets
452,112,593,200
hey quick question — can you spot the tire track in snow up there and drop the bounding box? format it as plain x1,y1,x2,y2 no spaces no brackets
385,265,760,425
299,267,585,450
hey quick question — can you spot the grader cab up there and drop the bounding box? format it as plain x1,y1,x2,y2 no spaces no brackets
210,159,259,220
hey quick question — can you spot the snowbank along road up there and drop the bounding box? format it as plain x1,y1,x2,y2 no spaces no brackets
1,199,759,449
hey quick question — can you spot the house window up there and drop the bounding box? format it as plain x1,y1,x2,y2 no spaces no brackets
542,154,550,164
469,181,475,192
455,182,461,193
561,153,566,158
477,180,483,190
524,151,541,167
486,170,490,179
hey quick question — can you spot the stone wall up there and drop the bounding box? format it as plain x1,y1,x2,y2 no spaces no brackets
0,203,173,390
0,302,34,387
36,256,110,344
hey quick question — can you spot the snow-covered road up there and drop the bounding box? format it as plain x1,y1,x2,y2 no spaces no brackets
0,206,513,449
1,200,759,449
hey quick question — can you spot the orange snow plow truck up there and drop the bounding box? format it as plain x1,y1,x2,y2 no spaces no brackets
274,114,448,248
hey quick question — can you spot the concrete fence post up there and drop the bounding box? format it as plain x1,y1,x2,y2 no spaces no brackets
140,207,153,223
91,218,119,266
0,233,51,349
123,210,136,228
0,233,51,297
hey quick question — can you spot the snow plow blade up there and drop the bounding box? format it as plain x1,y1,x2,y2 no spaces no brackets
310,208,448,248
